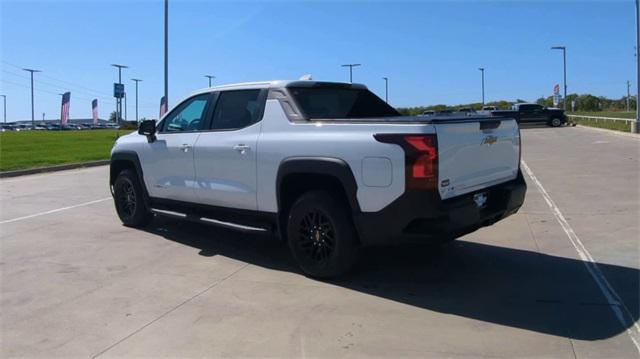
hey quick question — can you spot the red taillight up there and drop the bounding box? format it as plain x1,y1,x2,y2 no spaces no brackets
374,134,438,189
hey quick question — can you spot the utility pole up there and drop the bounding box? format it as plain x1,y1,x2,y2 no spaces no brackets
22,68,41,128
382,77,388,103
131,79,142,122
205,75,215,87
341,64,361,83
0,95,6,123
551,46,567,111
478,67,485,105
111,64,128,124
164,0,169,109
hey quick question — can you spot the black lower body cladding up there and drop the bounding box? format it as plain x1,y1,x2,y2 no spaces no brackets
353,171,527,246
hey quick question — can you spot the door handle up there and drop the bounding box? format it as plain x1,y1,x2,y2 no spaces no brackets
180,144,192,152
233,144,250,154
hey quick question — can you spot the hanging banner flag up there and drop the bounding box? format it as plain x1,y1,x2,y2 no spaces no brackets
61,92,71,125
92,99,99,125
160,96,167,118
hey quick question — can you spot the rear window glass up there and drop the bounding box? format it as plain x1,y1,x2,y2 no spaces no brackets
289,87,400,119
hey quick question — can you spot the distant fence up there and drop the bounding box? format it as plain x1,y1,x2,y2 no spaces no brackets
567,114,635,123
567,114,635,133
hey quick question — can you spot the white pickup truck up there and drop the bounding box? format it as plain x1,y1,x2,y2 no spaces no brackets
110,80,526,277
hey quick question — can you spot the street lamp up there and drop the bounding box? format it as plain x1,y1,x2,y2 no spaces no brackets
551,46,567,111
382,77,389,103
131,79,142,122
478,67,485,105
204,75,215,87
164,0,169,109
0,95,6,123
111,64,128,124
341,64,361,83
22,68,41,128
634,0,639,133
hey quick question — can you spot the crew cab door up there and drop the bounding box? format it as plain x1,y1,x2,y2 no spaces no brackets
193,89,267,210
138,93,212,202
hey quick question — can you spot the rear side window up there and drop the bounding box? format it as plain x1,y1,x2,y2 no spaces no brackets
211,90,263,130
289,87,400,120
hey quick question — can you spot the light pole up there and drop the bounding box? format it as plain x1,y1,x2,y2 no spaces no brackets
124,92,127,121
341,64,361,83
478,67,485,105
634,0,639,133
22,68,41,128
131,79,142,122
0,95,6,123
164,0,169,109
205,75,215,87
111,64,128,124
382,77,388,103
551,46,567,111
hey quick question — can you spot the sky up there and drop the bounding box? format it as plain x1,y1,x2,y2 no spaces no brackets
0,0,637,121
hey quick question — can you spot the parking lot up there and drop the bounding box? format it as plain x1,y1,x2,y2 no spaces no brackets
1,125,639,358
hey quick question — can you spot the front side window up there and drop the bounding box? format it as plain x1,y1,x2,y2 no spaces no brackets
162,94,209,132
211,90,263,130
289,87,400,120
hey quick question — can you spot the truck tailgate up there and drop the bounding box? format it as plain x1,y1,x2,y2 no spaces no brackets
435,118,520,200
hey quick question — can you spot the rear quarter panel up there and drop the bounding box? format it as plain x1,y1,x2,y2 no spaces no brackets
257,99,436,213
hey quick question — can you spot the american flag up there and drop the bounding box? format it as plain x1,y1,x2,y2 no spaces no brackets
159,96,167,118
60,92,71,125
92,99,99,125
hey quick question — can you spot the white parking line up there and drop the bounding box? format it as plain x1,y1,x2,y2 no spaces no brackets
521,160,640,353
0,197,111,224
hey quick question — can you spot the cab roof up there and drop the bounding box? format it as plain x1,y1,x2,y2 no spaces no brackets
188,80,368,97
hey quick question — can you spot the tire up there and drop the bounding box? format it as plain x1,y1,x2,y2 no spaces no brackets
287,190,359,278
549,118,562,127
113,169,152,227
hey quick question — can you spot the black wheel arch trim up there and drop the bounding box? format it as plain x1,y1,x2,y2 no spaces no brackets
276,157,361,214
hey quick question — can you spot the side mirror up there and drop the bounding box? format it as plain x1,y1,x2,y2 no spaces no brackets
138,120,157,140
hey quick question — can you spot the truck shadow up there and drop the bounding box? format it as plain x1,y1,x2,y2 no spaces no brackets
142,217,639,342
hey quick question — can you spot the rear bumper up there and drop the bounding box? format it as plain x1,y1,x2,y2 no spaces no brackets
353,170,527,246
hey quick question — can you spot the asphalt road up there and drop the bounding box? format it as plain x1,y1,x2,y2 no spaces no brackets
1,125,639,358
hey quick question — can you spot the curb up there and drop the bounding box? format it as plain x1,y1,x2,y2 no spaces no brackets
575,125,640,139
0,160,110,178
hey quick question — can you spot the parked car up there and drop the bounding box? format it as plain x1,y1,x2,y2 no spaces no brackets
482,106,497,111
458,107,475,113
421,110,435,116
492,103,567,127
110,80,526,277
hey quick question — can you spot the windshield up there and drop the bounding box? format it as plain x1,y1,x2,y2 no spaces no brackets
288,87,400,120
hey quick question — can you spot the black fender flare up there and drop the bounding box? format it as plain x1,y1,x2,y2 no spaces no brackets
275,157,361,214
110,151,150,206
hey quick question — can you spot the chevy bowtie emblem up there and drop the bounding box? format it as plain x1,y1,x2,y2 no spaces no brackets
482,135,498,145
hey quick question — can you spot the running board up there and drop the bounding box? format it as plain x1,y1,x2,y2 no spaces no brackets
151,208,268,233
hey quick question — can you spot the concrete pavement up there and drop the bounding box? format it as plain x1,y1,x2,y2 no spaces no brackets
1,126,638,358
